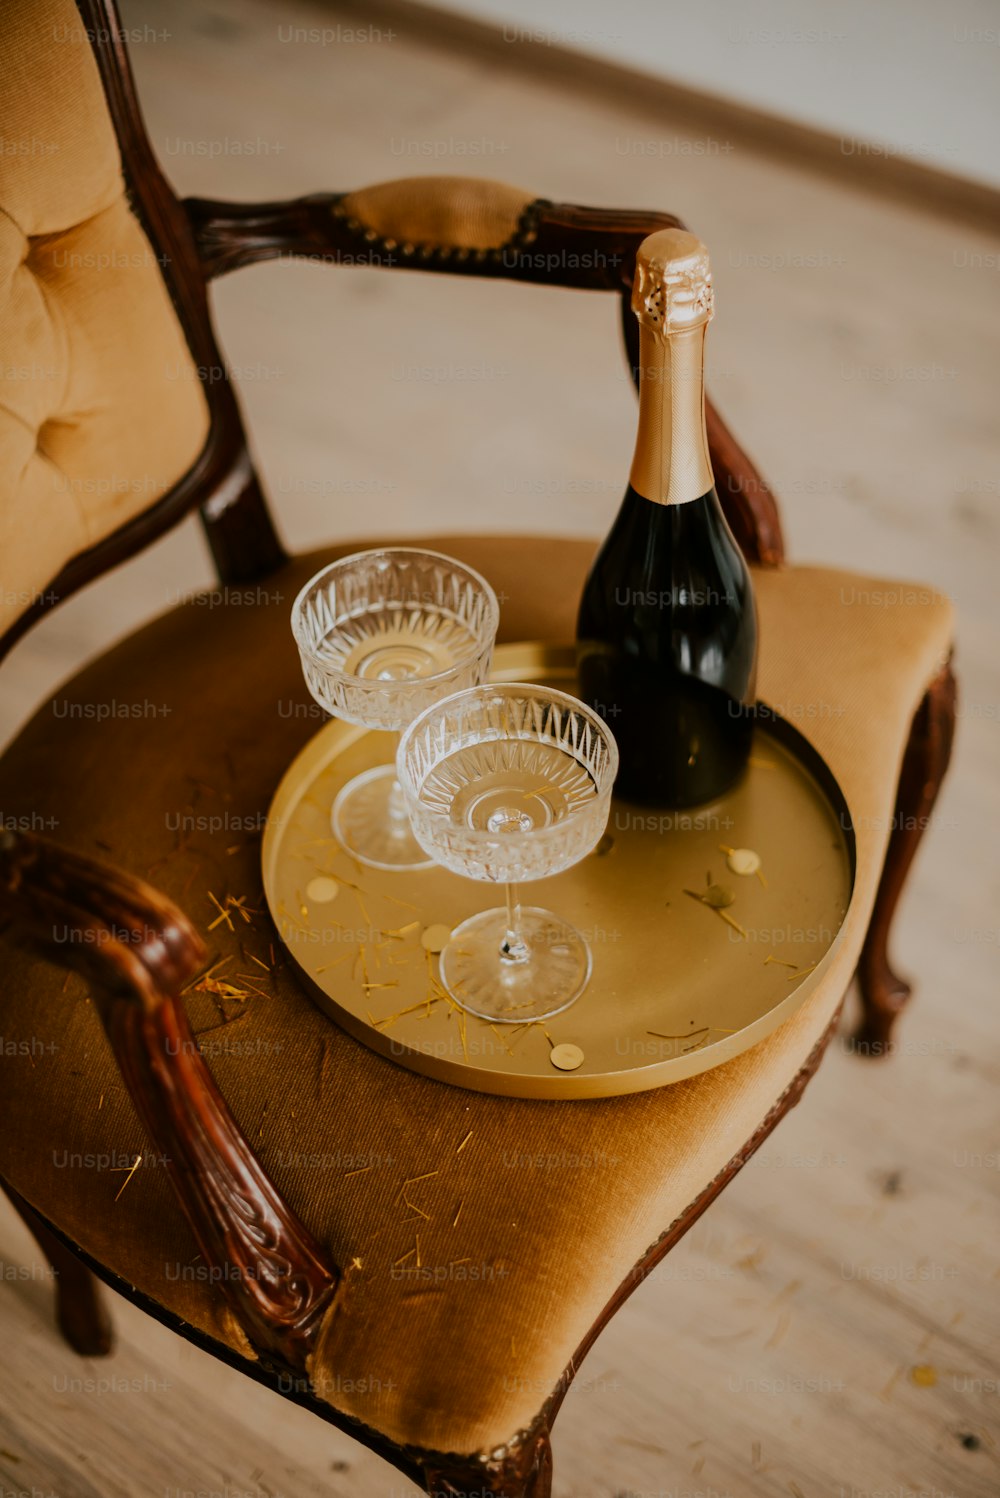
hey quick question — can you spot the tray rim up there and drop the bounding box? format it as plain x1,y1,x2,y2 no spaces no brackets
262,641,857,1099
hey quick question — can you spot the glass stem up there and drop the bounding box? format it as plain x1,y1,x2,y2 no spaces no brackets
500,882,530,964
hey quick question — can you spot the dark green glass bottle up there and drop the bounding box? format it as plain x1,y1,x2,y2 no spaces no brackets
577,230,757,807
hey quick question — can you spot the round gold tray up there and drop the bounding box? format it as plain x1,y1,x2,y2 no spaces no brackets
262,642,856,1099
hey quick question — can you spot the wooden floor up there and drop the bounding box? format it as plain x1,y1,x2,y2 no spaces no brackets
2,0,998,1495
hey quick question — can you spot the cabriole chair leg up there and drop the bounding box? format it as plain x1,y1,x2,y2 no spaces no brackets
855,659,957,1055
4,1187,114,1357
423,1425,553,1498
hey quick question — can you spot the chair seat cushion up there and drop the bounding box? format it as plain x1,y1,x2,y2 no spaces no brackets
0,536,953,1455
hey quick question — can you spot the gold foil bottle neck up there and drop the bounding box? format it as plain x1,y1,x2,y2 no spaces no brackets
628,228,716,505
632,228,714,336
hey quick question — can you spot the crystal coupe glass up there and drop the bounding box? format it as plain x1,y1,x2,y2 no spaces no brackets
397,683,619,1021
292,549,499,870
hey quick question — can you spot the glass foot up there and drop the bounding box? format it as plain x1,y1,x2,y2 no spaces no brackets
440,906,592,1022
331,765,434,872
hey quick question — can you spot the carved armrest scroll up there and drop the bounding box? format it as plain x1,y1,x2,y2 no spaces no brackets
0,830,340,1372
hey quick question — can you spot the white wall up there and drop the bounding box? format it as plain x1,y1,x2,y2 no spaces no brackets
434,0,1000,189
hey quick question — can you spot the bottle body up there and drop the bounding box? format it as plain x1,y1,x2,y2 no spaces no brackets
576,227,758,808
576,482,757,807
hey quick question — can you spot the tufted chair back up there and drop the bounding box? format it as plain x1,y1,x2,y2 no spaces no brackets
0,0,211,638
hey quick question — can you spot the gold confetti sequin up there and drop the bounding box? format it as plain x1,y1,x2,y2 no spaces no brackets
726,847,761,876
550,1043,585,1071
305,876,340,904
421,923,452,954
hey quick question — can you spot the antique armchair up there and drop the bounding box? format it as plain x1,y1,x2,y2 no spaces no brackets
0,2,956,1494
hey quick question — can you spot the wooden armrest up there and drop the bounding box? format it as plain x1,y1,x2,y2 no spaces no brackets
0,830,340,1372
184,177,673,289
184,177,785,566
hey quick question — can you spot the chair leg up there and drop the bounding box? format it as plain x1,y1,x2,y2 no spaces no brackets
423,1425,553,1498
855,659,957,1055
4,1186,114,1356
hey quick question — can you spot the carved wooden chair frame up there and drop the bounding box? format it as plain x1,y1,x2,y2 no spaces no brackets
0,3,956,1494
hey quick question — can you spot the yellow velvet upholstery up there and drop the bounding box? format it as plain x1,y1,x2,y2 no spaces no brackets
0,536,952,1455
0,0,209,635
339,176,535,251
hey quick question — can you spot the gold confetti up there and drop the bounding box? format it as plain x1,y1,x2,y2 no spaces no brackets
910,1364,938,1387
456,1130,474,1153
394,1171,439,1206
315,952,354,975
379,890,421,913
723,846,762,877
277,900,307,934
385,920,420,939
196,976,250,1001
234,975,271,1000
488,1023,516,1056
305,876,339,904
550,1043,585,1071
373,994,444,1030
113,1154,142,1202
207,891,235,932
421,924,452,954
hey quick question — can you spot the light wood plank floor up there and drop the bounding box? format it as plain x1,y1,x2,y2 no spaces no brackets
1,1,998,1495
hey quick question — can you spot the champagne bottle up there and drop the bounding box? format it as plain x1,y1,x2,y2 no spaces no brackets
576,229,757,807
